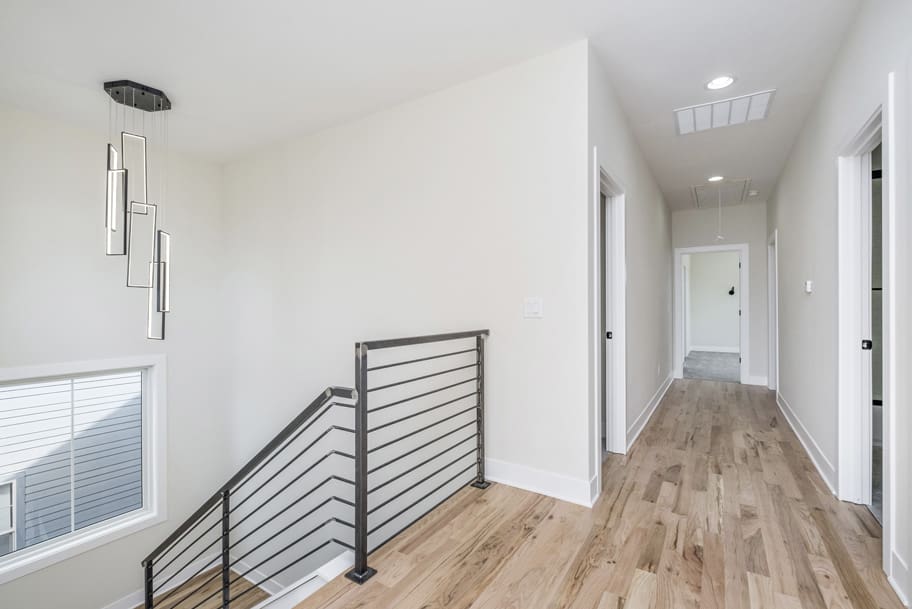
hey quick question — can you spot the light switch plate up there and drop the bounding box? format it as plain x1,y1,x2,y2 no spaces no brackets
805,280,813,294
523,297,543,319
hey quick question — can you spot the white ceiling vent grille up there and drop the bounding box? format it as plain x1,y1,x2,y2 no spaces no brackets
690,178,752,209
675,90,776,135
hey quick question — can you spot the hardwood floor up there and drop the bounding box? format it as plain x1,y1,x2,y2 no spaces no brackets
295,379,903,609
138,567,269,609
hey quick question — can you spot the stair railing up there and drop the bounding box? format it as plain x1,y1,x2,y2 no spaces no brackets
345,329,489,583
141,329,490,606
141,386,357,609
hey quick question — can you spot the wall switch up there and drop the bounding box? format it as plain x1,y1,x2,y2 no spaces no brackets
805,280,814,294
523,297,543,319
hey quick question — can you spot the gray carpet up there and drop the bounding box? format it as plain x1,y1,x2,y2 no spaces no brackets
683,350,740,383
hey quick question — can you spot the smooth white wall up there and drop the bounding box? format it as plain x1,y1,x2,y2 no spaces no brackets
673,202,768,380
587,46,673,465
222,43,594,498
768,0,912,598
687,252,740,352
0,104,230,609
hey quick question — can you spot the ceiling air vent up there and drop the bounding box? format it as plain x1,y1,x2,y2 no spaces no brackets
690,178,752,209
675,90,776,135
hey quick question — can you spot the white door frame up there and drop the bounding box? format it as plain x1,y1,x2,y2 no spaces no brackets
836,106,882,507
836,82,901,581
589,149,627,474
767,230,779,391
673,243,749,383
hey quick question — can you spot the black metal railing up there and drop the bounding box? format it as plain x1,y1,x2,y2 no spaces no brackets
141,387,357,609
345,329,489,583
141,329,489,606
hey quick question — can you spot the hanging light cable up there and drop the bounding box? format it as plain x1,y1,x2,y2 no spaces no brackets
716,181,725,241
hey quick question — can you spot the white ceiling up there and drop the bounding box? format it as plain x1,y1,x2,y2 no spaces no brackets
0,0,859,208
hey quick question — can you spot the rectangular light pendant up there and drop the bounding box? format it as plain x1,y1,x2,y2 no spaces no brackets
674,89,776,135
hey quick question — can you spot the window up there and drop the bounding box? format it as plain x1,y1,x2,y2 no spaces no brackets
0,356,165,583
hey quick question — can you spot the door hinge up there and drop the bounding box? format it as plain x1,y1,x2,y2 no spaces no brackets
862,339,873,350
739,309,742,316
606,331,613,339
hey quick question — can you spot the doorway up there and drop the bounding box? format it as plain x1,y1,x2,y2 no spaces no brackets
673,244,749,384
836,103,895,571
680,251,741,383
594,166,626,457
767,230,779,391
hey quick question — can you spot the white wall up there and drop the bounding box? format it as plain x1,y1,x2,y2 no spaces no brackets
687,252,740,352
222,42,595,502
587,46,673,465
0,104,231,609
673,202,768,380
768,0,912,598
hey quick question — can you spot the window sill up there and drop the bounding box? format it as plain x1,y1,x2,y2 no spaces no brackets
0,505,166,585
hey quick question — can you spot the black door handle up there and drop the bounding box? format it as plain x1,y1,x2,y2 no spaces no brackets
862,339,873,350
606,331,613,339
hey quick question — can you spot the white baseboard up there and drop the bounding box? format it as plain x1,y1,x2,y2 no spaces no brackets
626,375,673,451
232,554,285,596
775,392,837,495
744,376,769,387
589,473,600,506
890,551,910,607
485,458,594,508
100,554,220,609
689,345,740,354
100,589,143,609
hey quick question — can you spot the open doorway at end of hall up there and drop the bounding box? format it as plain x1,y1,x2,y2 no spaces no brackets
680,250,742,383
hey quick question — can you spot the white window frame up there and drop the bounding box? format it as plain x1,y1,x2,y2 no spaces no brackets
0,354,167,584
0,479,16,552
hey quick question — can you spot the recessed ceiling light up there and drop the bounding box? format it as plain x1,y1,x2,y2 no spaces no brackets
708,176,725,182
706,75,735,90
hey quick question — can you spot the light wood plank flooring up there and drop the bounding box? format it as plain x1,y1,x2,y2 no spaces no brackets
137,567,269,609
296,379,903,609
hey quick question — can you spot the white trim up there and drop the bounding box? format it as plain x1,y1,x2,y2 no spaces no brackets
589,149,628,506
673,244,750,383
836,107,881,507
688,345,739,354
0,354,167,585
889,551,910,607
776,392,837,495
626,375,672,450
744,376,769,387
233,554,285,596
100,589,144,609
767,229,779,391
485,458,594,508
100,551,216,609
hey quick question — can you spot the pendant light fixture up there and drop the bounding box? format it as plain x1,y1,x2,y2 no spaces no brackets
103,80,172,340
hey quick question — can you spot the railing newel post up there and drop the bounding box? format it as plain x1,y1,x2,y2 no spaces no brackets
144,560,154,609
221,489,231,608
471,333,491,489
346,343,377,584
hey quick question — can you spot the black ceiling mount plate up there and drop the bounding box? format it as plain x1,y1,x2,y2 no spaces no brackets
104,80,172,112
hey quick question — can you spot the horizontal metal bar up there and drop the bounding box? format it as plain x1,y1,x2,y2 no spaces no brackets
368,438,477,495
229,539,355,606
229,494,353,549
145,497,221,569
232,402,352,495
155,559,221,609
231,432,354,514
367,363,477,393
368,448,477,509
143,502,221,573
366,348,477,372
360,329,489,351
369,426,477,475
368,463,476,535
152,517,222,587
143,386,355,564
368,377,477,413
229,517,352,577
368,392,477,433
368,406,478,454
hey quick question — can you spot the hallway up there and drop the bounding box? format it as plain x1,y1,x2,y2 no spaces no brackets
299,379,901,609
